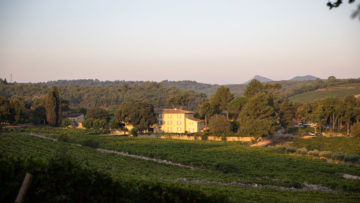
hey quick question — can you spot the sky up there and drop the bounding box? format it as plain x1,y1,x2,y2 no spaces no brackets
1,0,360,84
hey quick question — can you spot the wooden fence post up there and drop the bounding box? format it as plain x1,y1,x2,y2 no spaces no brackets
15,172,33,203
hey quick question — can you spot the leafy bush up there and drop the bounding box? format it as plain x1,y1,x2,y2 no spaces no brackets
213,162,238,174
82,118,94,129
344,154,360,163
130,128,138,137
296,148,308,155
208,115,231,137
319,151,332,158
351,122,360,137
308,149,320,157
286,148,296,153
81,139,100,148
332,152,345,161
61,119,72,127
58,134,71,143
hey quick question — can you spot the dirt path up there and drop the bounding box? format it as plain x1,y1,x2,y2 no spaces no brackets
167,178,335,193
97,148,196,169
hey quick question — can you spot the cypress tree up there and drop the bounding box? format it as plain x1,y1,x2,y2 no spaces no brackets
45,86,61,126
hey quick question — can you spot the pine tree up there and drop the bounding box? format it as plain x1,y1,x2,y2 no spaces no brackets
45,86,61,126
210,86,233,120
237,92,278,138
279,97,294,131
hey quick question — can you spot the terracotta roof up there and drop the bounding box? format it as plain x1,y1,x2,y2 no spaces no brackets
158,109,194,114
186,117,204,122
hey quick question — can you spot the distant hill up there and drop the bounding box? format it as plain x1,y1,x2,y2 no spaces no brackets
290,75,318,81
245,75,273,84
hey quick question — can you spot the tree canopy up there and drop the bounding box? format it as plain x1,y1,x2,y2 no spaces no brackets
115,100,157,131
45,86,61,126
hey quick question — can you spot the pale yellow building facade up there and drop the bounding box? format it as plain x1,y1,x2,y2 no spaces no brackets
155,109,205,133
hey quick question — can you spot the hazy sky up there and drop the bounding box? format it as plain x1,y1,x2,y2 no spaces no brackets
1,0,359,84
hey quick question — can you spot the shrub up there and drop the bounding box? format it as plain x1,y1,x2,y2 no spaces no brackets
273,145,286,152
286,148,297,153
296,147,308,155
81,139,100,148
308,149,320,157
332,152,345,161
208,115,231,137
82,118,94,129
319,151,332,158
351,122,360,137
61,119,72,127
58,134,71,143
344,154,360,163
130,128,138,137
213,162,238,174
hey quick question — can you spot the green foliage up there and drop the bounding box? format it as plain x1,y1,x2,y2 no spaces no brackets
351,122,360,137
208,115,231,137
130,128,138,137
296,148,308,155
167,92,190,109
319,151,332,158
243,79,264,98
45,86,61,126
308,150,320,157
0,153,225,203
86,107,109,121
279,97,294,130
237,92,278,138
0,82,206,110
82,118,94,129
115,100,157,131
291,137,360,155
344,154,360,163
210,86,233,115
61,118,72,127
227,96,248,119
81,139,100,148
0,97,13,126
332,152,345,161
109,119,123,130
2,131,360,198
289,83,360,103
82,118,106,129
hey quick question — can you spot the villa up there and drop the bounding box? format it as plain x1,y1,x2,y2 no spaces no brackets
155,109,205,133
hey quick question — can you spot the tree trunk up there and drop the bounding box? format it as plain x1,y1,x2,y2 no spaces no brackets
226,111,229,121
204,116,208,129
347,123,350,136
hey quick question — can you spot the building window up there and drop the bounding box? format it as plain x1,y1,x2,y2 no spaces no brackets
177,121,182,125
168,114,172,118
177,114,182,118
159,114,162,118
159,121,162,125
190,128,194,133
177,128,181,132
168,121,172,125
168,127,172,132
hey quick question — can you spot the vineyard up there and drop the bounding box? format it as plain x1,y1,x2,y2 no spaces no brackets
1,128,360,202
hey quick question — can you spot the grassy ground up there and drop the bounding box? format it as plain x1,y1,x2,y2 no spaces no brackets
2,127,360,202
289,83,360,103
291,136,360,155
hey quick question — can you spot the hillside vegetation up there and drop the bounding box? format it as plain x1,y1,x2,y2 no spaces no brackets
289,83,360,103
0,82,206,110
